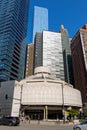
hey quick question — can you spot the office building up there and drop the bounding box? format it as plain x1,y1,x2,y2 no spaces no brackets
28,6,48,43
71,24,87,106
0,67,82,119
34,31,65,80
34,32,43,67
0,0,29,81
25,44,34,77
60,25,74,85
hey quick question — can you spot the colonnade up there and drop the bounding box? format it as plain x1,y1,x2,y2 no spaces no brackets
21,105,68,121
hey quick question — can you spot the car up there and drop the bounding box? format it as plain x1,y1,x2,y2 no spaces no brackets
0,116,20,126
73,120,87,130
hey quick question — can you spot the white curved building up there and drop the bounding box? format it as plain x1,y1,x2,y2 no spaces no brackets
0,67,82,120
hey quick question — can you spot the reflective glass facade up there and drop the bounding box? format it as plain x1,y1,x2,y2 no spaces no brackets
43,31,64,80
60,25,74,85
34,31,65,80
32,6,48,43
0,0,29,82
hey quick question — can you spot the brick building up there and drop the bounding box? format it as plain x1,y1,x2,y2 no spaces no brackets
71,24,87,107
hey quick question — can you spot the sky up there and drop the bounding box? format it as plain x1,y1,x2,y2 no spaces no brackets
27,0,87,43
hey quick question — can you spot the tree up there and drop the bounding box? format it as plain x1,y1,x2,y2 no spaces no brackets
83,110,87,117
68,109,79,117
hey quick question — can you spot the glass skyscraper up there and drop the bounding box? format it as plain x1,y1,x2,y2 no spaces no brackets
33,6,48,42
34,31,65,80
60,25,74,85
28,6,48,43
0,0,29,82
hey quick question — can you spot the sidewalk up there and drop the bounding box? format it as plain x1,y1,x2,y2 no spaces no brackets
20,120,74,126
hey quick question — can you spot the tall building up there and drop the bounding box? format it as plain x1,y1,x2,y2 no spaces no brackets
71,24,87,105
25,44,34,77
34,32,43,67
28,6,48,43
0,0,29,82
60,25,74,85
34,31,65,80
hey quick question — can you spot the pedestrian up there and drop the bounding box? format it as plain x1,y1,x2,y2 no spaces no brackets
28,116,31,124
38,115,40,124
23,116,26,123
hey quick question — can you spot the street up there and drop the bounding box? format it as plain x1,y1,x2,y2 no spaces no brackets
0,121,74,130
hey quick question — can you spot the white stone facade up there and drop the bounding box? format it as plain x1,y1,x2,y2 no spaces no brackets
0,67,82,119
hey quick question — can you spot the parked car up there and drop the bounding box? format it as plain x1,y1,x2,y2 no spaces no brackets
0,116,20,126
73,120,87,130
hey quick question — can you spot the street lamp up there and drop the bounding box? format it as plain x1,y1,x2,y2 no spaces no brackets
62,82,65,123
5,94,8,100
19,84,23,117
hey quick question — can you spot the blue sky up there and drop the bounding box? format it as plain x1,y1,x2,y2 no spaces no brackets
27,0,87,43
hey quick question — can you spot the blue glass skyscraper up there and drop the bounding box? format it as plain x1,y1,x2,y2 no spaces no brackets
32,6,48,42
0,0,29,82
28,6,48,43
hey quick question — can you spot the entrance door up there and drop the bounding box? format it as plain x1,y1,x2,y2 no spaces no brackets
24,109,43,120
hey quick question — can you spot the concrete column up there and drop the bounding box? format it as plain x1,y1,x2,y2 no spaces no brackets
45,105,48,120
65,110,67,121
44,107,45,120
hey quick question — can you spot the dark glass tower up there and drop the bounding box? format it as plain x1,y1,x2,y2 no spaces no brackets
60,25,74,85
0,0,29,82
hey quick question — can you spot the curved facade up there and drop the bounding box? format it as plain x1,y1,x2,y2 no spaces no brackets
18,67,82,120
0,67,82,120
21,73,81,107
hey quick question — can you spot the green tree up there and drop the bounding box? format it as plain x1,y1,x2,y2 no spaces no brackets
83,110,87,117
68,109,79,117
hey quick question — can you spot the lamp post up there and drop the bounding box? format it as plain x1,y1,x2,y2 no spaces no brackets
19,84,23,117
62,82,65,123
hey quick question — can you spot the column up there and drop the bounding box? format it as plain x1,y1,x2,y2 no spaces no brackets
44,107,45,120
45,105,48,120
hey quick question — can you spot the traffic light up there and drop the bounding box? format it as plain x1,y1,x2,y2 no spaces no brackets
5,94,8,100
